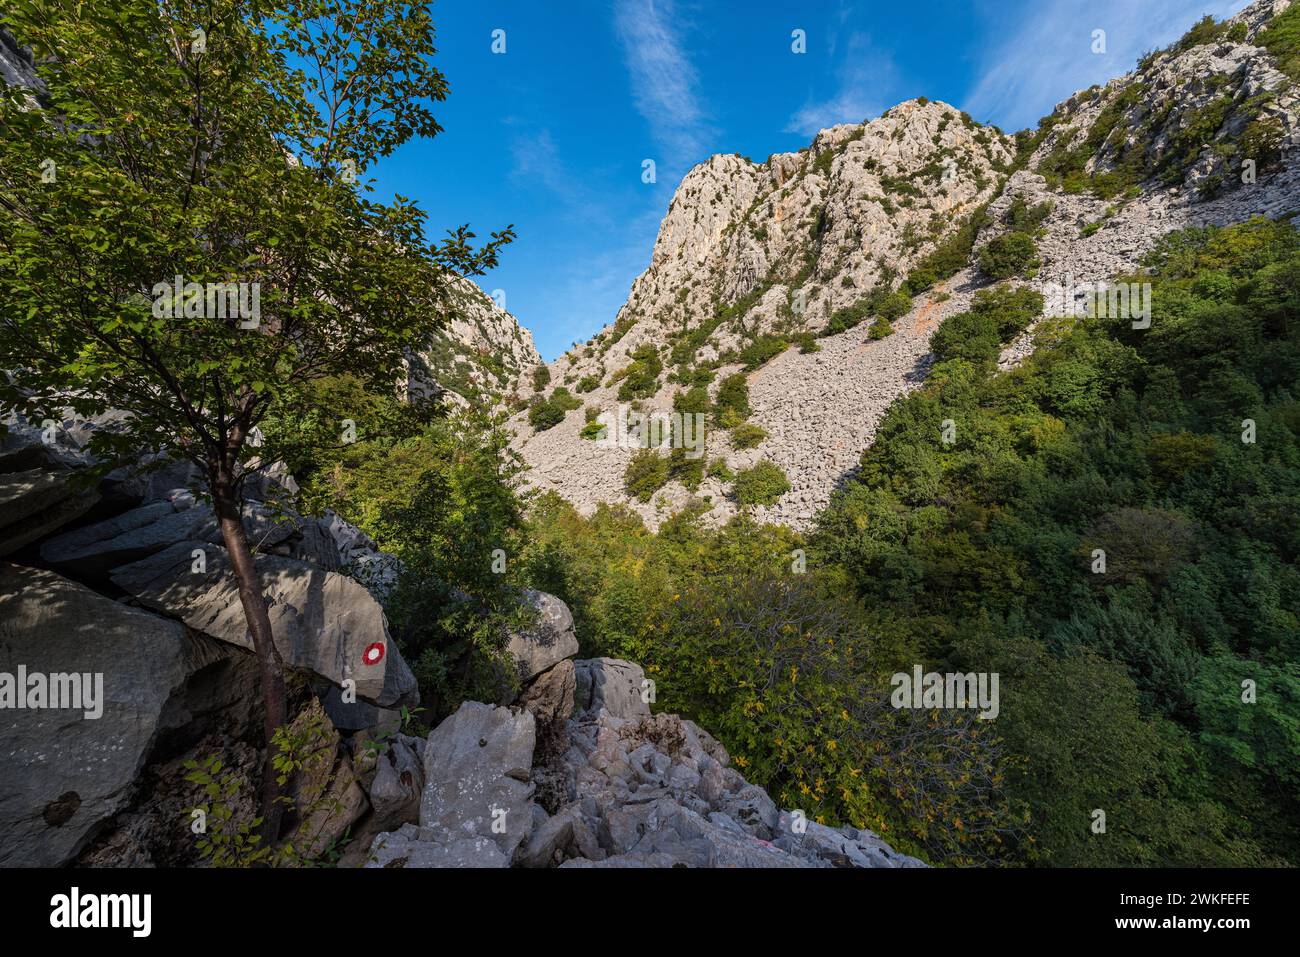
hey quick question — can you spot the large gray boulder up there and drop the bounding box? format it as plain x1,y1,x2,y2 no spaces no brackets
41,500,295,576
0,564,199,866
573,657,651,720
518,659,576,728
418,701,536,862
505,589,579,684
110,541,416,707
0,468,99,557
574,798,812,868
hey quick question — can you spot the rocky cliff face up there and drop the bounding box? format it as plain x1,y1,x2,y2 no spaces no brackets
408,276,541,406
512,0,1300,530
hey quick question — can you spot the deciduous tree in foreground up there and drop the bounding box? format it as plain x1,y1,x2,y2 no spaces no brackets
0,0,512,839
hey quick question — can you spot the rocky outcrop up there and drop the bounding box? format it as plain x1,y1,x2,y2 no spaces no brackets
416,701,537,863
574,656,652,720
0,468,100,557
407,275,542,406
509,0,1300,532
504,588,580,684
362,654,925,869
0,564,240,866
111,541,417,708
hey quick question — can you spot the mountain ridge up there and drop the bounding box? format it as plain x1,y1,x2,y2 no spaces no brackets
507,0,1300,530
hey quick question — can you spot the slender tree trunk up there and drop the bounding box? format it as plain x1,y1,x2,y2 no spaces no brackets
210,466,288,846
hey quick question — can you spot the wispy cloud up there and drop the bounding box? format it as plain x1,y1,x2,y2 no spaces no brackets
508,127,617,229
786,30,898,138
613,0,711,175
964,0,1253,131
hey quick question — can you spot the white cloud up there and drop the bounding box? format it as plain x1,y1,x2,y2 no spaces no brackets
508,128,616,228
785,31,898,138
964,0,1253,131
613,0,711,175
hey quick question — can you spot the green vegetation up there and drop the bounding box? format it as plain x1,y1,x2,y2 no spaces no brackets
1172,14,1231,54
730,422,768,449
714,373,752,425
532,365,551,392
930,284,1043,364
794,331,821,353
708,458,735,481
738,335,790,371
815,218,1300,866
906,205,991,289
732,459,791,505
823,285,913,336
1004,195,1054,233
616,342,663,400
1258,3,1300,80
979,231,1039,279
624,448,671,502
528,386,581,431
299,407,531,719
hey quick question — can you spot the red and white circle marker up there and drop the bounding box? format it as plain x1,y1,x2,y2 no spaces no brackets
363,642,385,666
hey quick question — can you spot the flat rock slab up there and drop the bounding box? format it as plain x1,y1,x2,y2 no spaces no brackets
42,501,295,576
110,541,415,706
0,564,194,866
419,701,536,861
0,469,99,557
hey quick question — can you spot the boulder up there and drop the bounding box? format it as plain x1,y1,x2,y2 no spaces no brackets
573,658,651,720
0,468,99,557
364,823,508,868
367,734,425,832
41,500,295,577
419,701,536,861
518,659,576,727
504,589,579,684
603,798,811,868
110,541,417,707
544,697,927,869
0,564,200,866
281,699,370,860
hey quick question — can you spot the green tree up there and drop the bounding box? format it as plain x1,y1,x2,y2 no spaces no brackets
0,0,512,834
713,372,751,425
979,232,1038,279
624,448,670,502
733,459,790,505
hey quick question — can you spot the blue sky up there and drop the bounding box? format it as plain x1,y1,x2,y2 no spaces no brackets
370,0,1249,360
